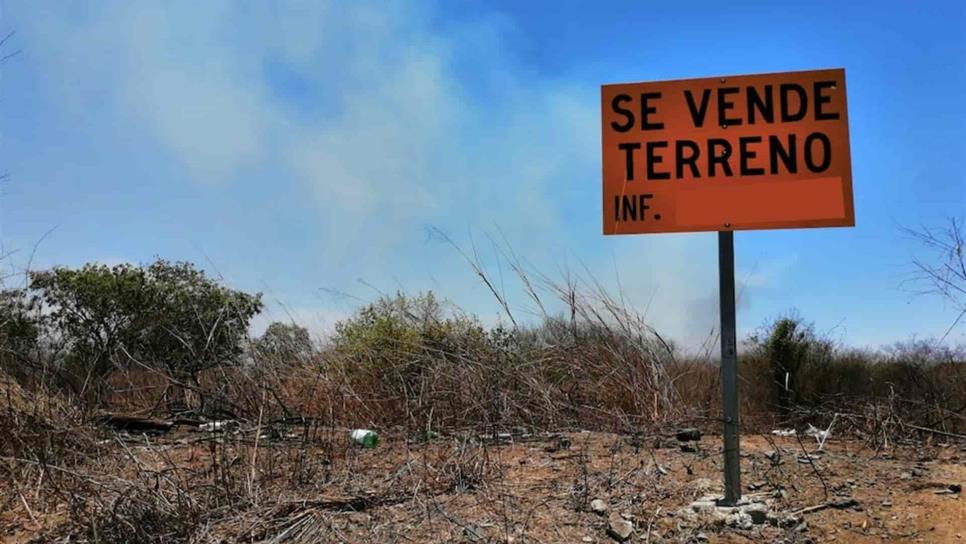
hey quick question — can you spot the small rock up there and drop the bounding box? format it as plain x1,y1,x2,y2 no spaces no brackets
769,512,801,528
590,499,608,515
462,525,485,542
900,472,913,480
676,428,702,442
777,514,804,528
582,537,594,543
794,521,809,533
607,512,634,542
881,500,893,508
829,498,859,510
690,500,717,514
740,502,769,525
730,515,754,530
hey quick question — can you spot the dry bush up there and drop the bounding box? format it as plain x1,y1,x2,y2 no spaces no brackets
308,283,685,434
0,296,963,542
2,249,964,541
64,483,203,544
92,285,964,440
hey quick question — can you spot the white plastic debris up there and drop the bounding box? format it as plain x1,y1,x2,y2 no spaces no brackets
806,414,837,450
805,424,828,441
771,429,797,437
350,429,379,448
199,420,233,432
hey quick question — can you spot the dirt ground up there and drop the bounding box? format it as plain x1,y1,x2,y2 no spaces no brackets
1,429,963,543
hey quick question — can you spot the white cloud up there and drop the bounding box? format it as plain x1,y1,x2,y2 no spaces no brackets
122,4,276,182
9,1,719,349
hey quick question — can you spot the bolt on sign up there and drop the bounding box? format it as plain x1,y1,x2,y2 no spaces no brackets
601,68,854,235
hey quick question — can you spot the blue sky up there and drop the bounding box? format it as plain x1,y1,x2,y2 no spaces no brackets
0,0,963,350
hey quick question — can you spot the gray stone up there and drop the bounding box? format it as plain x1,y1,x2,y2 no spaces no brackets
690,500,717,514
778,514,803,528
462,525,485,542
740,502,769,524
590,499,608,515
607,512,634,542
676,428,702,442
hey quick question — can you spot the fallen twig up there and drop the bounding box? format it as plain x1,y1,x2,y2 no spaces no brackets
792,498,858,516
901,423,966,441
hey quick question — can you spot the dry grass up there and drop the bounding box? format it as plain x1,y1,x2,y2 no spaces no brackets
1,255,964,542
1,416,964,543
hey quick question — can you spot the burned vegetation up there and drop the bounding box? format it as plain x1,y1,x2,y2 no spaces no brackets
1,258,964,543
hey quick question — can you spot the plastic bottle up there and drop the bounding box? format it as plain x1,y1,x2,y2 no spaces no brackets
350,429,379,448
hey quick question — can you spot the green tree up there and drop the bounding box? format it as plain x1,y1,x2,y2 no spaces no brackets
29,260,262,407
749,315,832,415
331,291,487,396
134,260,263,384
29,263,151,399
253,321,314,365
0,288,43,379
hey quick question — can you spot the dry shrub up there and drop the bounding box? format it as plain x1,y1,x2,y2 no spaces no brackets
0,370,99,470
314,288,684,433
66,484,202,544
431,435,498,493
92,290,964,439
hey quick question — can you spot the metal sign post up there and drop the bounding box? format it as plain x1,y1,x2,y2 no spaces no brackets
718,230,741,505
600,68,856,507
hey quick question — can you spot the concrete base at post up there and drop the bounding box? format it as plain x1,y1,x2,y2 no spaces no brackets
683,493,792,530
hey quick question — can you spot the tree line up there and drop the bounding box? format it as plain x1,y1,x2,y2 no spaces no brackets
0,259,312,408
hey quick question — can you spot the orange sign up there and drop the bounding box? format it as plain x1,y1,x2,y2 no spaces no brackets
601,68,854,235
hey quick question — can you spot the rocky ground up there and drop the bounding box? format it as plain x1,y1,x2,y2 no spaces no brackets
1,428,963,543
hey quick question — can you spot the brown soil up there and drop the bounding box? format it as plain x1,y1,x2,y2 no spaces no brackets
1,430,963,543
